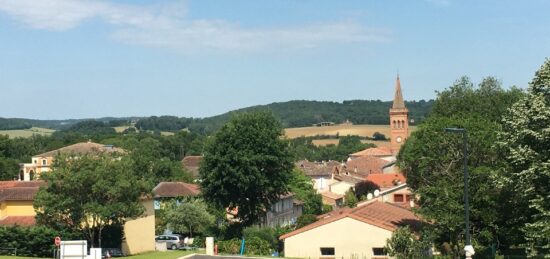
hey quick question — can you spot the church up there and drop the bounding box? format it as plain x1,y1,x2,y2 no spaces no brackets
390,75,410,154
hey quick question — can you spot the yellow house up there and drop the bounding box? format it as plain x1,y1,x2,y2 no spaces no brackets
0,180,155,255
18,141,124,181
280,201,423,259
0,181,44,226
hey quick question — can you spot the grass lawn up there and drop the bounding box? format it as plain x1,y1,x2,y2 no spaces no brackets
127,250,200,259
0,250,200,259
0,257,49,259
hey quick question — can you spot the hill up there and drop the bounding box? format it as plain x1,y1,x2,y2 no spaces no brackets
158,99,432,134
1,99,433,135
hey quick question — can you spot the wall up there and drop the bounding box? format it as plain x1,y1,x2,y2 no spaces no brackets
330,181,354,196
0,201,35,219
284,217,393,259
122,199,155,255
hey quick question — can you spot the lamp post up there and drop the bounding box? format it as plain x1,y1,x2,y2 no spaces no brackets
444,127,475,259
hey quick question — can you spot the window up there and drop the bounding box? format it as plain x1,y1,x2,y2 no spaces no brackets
406,195,414,202
42,159,47,165
33,160,37,164
372,248,386,256
320,247,335,256
394,194,404,202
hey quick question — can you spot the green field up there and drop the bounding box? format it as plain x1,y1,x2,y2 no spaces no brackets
0,127,55,138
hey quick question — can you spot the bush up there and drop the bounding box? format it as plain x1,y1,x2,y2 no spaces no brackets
243,226,277,250
217,237,272,256
217,238,241,254
0,225,82,257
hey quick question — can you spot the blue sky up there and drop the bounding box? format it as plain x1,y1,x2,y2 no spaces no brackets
1,0,549,119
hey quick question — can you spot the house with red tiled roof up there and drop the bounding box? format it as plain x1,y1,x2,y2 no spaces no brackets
349,147,394,160
280,201,424,258
18,141,124,181
0,181,45,226
152,181,200,210
295,160,340,193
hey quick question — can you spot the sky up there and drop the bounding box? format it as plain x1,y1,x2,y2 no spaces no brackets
1,0,549,120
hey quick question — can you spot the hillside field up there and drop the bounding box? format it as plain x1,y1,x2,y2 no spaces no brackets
284,124,417,147
0,127,55,138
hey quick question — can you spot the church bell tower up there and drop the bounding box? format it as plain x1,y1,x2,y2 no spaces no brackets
390,75,409,154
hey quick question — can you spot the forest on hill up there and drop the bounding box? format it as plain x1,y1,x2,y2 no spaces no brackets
0,99,434,134
137,99,434,134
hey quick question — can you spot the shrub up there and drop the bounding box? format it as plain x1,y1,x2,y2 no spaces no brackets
0,225,82,257
243,226,277,250
217,237,272,256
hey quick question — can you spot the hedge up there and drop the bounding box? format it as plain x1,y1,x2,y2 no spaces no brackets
217,237,272,256
0,225,82,257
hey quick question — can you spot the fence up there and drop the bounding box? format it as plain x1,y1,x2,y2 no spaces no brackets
0,247,17,256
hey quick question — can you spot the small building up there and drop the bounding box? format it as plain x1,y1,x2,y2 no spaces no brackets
320,191,344,208
280,201,423,259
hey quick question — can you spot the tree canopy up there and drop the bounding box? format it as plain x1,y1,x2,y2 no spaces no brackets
397,76,524,256
498,58,550,256
34,154,149,247
199,111,294,226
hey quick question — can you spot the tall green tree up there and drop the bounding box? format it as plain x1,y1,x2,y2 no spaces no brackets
397,76,523,256
34,154,149,248
498,58,550,257
164,199,215,238
288,169,323,215
200,111,294,226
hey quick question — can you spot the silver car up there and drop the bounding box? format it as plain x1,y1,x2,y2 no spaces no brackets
155,234,184,250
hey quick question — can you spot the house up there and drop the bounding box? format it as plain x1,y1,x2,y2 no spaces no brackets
280,201,423,259
18,141,124,181
295,160,340,193
261,193,303,227
0,181,45,226
320,191,344,208
181,156,203,179
0,180,155,255
349,147,394,161
338,156,389,178
152,181,200,210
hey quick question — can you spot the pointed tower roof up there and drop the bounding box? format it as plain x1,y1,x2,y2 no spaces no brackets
392,75,406,109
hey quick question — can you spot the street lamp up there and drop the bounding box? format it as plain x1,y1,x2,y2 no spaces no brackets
444,127,475,259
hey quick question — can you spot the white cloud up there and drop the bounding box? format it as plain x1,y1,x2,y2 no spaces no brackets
0,0,391,52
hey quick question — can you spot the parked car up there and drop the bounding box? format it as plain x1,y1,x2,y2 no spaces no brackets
155,234,185,250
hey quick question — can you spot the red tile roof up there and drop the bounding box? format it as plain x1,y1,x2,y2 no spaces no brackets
280,201,422,240
366,173,406,188
350,147,393,157
152,182,200,198
35,142,124,157
0,216,36,226
342,156,389,176
0,181,45,202
295,160,340,177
